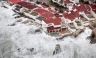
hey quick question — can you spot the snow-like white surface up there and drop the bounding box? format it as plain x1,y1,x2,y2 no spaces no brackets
0,2,96,58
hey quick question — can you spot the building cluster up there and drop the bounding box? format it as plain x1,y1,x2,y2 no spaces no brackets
7,0,96,35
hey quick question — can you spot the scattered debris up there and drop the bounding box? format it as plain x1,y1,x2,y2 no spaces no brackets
22,19,33,24
8,23,16,26
14,15,22,19
87,28,96,44
35,29,41,33
88,20,96,30
12,9,35,21
17,19,22,22
56,33,72,40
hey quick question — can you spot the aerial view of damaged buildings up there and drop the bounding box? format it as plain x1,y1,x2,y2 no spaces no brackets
5,0,96,36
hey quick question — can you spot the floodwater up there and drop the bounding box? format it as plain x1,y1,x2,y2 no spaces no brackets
0,2,96,58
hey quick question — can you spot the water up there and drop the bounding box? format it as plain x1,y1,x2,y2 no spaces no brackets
0,3,96,58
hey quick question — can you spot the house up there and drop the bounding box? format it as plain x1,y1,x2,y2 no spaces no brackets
72,4,96,21
13,1,39,19
33,8,62,33
63,7,85,31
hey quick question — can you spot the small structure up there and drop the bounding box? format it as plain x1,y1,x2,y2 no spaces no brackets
53,44,61,55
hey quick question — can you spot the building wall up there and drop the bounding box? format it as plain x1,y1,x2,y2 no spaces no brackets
42,20,48,27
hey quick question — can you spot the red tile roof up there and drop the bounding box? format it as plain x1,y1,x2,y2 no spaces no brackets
33,8,47,14
55,14,63,17
63,11,79,20
72,4,91,14
41,12,54,19
90,4,96,10
34,8,61,25
44,17,61,25
85,4,91,10
41,5,48,8
48,7,57,13
9,0,20,3
17,1,37,9
47,26,61,31
78,4,85,12
93,10,96,13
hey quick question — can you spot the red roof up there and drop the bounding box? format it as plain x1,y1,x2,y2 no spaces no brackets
72,5,79,10
44,17,61,25
78,4,85,12
17,1,37,9
41,12,54,19
55,15,63,17
33,8,47,14
47,26,61,31
72,4,91,14
63,11,79,20
41,5,48,8
85,4,91,10
9,0,20,3
48,7,57,13
90,4,96,10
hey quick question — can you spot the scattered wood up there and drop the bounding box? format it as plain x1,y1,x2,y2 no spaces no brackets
88,20,96,30
22,19,33,24
12,9,35,21
56,33,72,40
17,19,22,22
71,29,85,37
